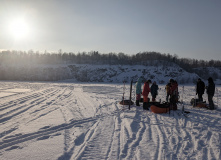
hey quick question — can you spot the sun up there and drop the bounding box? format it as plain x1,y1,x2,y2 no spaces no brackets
9,18,30,40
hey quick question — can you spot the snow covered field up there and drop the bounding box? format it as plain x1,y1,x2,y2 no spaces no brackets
0,81,220,160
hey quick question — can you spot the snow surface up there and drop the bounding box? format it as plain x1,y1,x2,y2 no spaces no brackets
0,81,220,160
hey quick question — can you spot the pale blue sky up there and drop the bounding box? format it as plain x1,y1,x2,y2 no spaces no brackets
0,0,220,60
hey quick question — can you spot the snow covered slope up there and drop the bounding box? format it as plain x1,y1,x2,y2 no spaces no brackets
2,62,217,84
68,64,200,84
0,81,220,160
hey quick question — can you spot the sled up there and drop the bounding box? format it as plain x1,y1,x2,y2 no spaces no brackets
196,103,207,108
150,102,170,114
120,80,134,109
191,98,206,107
142,101,159,110
119,100,134,105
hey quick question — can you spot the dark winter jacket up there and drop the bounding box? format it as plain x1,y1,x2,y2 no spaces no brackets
196,80,205,94
207,78,215,96
151,84,159,96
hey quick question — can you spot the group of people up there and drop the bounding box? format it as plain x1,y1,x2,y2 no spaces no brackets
135,77,216,110
196,77,215,110
135,77,162,110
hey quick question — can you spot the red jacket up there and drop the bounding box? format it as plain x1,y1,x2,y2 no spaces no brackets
142,82,151,96
170,82,178,96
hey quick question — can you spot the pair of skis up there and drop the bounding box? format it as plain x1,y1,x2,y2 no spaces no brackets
129,80,133,110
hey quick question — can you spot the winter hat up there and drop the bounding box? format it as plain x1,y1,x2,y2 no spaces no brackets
169,79,174,83
208,77,213,83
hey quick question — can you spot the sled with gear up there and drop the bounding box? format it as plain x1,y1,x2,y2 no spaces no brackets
119,100,134,105
150,102,170,114
119,80,134,110
196,103,207,108
142,101,170,114
190,98,207,108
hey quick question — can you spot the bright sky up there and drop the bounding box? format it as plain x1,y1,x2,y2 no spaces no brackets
0,0,220,60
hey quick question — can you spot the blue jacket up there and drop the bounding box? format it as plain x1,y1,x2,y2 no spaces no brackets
136,77,142,94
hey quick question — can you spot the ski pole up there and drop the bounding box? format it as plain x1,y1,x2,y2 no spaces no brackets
123,81,125,106
129,80,133,110
133,84,136,103
216,88,219,109
182,86,184,112
194,86,196,107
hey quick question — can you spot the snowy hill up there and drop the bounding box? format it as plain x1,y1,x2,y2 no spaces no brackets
0,62,220,84
68,63,199,84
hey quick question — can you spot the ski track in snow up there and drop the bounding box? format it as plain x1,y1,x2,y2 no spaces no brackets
0,81,220,160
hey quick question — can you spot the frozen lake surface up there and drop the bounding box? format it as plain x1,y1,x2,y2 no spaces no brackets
0,81,220,160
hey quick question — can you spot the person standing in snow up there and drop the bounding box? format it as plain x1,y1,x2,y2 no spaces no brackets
169,79,178,110
196,78,205,102
135,77,142,106
165,82,171,102
206,77,215,110
142,79,152,109
151,81,159,102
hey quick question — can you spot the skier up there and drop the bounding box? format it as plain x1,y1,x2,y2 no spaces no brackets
169,79,178,110
165,82,171,102
142,79,152,109
206,77,215,110
135,77,142,106
196,78,205,102
151,81,159,102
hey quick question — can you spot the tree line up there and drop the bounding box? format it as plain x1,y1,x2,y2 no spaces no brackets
0,50,221,72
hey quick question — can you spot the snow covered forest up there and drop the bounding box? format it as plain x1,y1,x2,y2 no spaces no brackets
0,50,221,84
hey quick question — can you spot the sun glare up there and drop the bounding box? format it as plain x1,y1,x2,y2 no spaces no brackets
9,18,30,39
